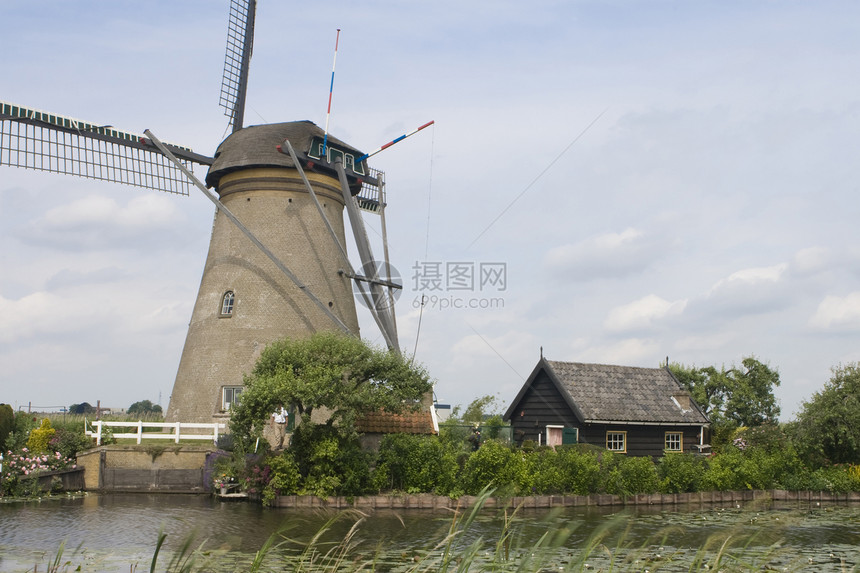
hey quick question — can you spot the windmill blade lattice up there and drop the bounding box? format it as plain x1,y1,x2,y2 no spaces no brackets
0,101,212,195
220,0,256,132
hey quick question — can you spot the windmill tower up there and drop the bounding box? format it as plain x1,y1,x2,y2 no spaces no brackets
1,0,412,426
167,122,382,423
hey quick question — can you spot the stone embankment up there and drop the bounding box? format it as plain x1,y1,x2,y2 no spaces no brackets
271,489,860,509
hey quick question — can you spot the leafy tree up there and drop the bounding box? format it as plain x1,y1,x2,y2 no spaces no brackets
670,356,780,428
69,402,96,415
127,400,163,416
724,357,781,426
458,395,501,424
230,331,432,447
668,364,729,422
788,363,860,466
441,394,508,446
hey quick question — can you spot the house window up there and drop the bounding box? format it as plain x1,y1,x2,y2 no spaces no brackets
606,431,627,453
222,386,243,411
220,291,235,316
665,431,683,452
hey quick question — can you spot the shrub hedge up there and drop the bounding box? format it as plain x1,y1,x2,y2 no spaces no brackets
6,418,858,502
238,426,860,504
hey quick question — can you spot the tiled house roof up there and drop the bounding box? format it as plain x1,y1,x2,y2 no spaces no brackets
356,410,437,435
545,360,709,424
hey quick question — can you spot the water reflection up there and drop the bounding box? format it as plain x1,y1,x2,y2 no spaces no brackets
0,494,858,571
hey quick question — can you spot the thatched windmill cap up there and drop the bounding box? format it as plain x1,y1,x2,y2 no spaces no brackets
205,121,364,188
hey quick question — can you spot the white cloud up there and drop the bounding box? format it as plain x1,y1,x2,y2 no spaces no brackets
0,291,106,343
543,228,662,280
604,294,687,332
791,247,833,276
23,194,185,250
711,264,787,291
690,263,791,318
809,292,860,331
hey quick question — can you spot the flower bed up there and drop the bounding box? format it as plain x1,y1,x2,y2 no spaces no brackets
1,448,78,497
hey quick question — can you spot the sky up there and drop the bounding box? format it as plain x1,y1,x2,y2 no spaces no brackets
2,1,860,420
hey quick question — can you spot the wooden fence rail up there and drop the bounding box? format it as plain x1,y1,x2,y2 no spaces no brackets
85,420,226,445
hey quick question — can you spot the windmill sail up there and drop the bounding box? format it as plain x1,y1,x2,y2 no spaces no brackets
0,101,212,195
220,0,256,132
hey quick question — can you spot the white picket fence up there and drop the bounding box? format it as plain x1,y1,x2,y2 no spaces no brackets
86,420,226,445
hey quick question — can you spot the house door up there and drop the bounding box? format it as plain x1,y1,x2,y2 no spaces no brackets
547,426,563,447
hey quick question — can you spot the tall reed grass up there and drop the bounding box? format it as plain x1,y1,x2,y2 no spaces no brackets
24,490,856,573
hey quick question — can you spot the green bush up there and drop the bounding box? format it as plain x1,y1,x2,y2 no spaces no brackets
373,434,459,495
701,448,744,491
289,424,371,499
555,446,603,495
27,419,56,453
4,412,38,451
524,448,564,494
603,455,660,496
262,453,301,505
461,440,527,496
49,427,94,459
804,466,860,493
658,453,705,493
0,404,14,448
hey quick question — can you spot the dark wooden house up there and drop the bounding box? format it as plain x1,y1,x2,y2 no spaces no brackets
503,358,710,457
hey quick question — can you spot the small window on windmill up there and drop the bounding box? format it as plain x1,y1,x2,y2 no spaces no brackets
344,153,355,172
328,147,345,166
307,138,325,159
222,386,243,411
220,291,235,317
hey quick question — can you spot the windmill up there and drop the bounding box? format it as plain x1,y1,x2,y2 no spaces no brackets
0,0,427,424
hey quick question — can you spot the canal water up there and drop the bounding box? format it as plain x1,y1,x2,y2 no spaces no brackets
0,494,858,571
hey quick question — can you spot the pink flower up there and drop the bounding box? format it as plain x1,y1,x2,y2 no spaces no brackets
23,469,29,475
